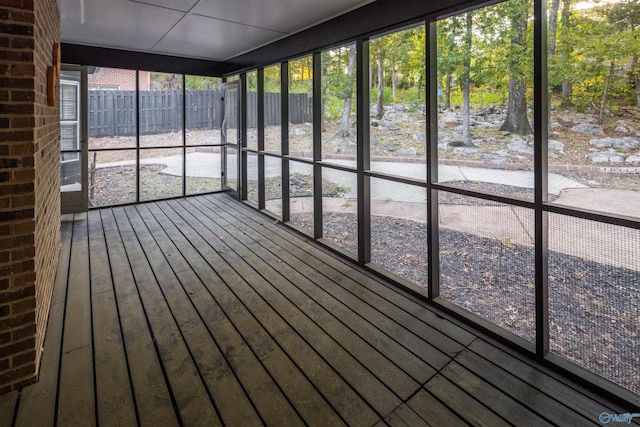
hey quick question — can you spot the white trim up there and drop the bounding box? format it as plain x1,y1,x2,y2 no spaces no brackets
60,79,81,165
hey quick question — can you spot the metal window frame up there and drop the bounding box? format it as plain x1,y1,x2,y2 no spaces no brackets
282,61,291,223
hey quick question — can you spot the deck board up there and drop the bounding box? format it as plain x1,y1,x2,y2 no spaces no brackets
138,202,344,426
1,194,634,426
130,203,301,426
454,346,598,426
113,207,221,426
157,200,384,424
0,391,17,427
406,388,467,426
467,339,629,424
161,198,403,414
439,361,553,426
208,194,477,352
174,198,429,398
56,213,95,427
88,210,138,427
186,197,443,381
100,208,180,427
12,215,73,427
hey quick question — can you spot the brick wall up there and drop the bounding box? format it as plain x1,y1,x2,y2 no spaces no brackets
33,0,61,383
0,0,60,394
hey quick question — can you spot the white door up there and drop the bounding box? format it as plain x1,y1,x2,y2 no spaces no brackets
60,66,88,214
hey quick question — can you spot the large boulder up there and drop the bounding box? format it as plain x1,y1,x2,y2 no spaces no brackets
626,154,640,164
453,147,479,155
379,120,400,131
397,148,418,156
615,120,636,135
413,131,426,141
548,140,565,151
586,150,625,164
440,110,460,125
589,137,639,150
507,137,533,154
571,123,604,135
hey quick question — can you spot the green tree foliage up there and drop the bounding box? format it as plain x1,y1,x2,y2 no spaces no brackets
370,25,425,115
247,70,258,93
289,56,313,94
185,76,221,90
263,65,280,93
607,0,640,107
437,0,534,135
322,44,357,136
150,72,181,90
549,0,640,111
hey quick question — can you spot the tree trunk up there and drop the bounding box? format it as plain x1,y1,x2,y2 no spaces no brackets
599,61,615,121
336,45,356,138
462,12,473,146
445,73,452,110
321,94,326,132
561,82,573,104
560,0,573,104
376,49,384,119
391,58,397,103
500,79,532,134
561,0,572,26
548,0,560,55
500,2,533,136
437,76,443,104
634,55,640,107
636,74,640,108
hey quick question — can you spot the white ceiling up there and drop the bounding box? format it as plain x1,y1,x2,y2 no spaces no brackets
58,0,375,61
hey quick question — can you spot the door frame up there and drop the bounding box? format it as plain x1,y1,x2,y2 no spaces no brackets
221,81,241,199
60,64,88,214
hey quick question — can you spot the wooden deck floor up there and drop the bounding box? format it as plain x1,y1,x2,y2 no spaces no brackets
0,193,634,426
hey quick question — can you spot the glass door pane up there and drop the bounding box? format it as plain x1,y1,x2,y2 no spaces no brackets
60,66,88,213
222,82,240,194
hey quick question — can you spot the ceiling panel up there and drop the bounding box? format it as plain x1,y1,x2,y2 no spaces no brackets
59,0,376,61
191,0,374,33
152,14,285,60
59,0,185,51
128,0,200,12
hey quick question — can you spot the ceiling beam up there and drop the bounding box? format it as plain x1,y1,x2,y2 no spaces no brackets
61,43,226,76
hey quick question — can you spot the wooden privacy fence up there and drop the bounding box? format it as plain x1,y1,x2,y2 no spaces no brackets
88,89,312,138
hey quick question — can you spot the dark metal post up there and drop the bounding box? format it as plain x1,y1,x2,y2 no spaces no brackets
357,39,371,265
427,21,440,301
281,61,290,222
182,74,187,197
135,70,140,203
240,73,247,201
534,0,550,358
258,68,265,209
313,52,323,240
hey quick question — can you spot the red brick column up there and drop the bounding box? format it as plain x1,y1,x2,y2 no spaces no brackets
0,0,60,394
